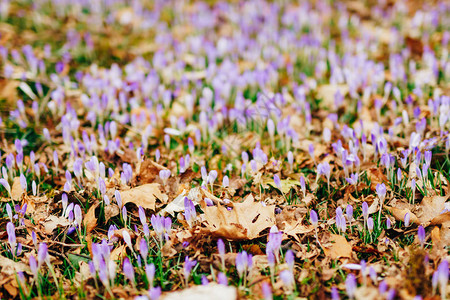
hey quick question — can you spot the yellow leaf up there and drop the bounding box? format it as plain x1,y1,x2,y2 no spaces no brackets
266,179,300,194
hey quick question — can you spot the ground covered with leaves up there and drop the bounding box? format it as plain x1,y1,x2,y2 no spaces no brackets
0,0,449,299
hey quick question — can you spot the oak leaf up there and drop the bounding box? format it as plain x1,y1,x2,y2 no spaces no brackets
203,195,275,240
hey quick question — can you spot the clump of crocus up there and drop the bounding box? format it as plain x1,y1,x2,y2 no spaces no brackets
151,215,172,248
183,256,197,287
183,197,196,228
236,250,252,287
159,169,171,186
432,260,449,299
266,226,282,263
7,222,21,258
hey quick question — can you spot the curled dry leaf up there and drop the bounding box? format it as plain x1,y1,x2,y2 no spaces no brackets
202,195,275,240
104,204,120,223
120,183,168,211
83,202,99,233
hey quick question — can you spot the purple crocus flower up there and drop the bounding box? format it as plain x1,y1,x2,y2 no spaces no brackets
148,286,161,300
37,243,48,267
183,197,196,228
273,174,281,190
115,190,122,208
183,256,197,285
436,260,449,298
376,183,386,229
217,272,228,285
151,215,172,246
404,213,410,227
418,226,425,248
285,250,294,273
236,251,252,280
140,239,148,261
122,230,132,250
300,176,306,197
123,257,135,286
310,210,318,227
7,222,17,255
262,282,272,300
218,239,225,270
146,263,155,287
0,178,11,197
345,273,357,299
331,286,340,300
317,162,331,192
279,269,295,291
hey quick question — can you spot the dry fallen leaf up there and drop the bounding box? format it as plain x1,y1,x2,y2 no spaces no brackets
203,195,275,240
385,206,420,225
42,215,70,234
322,233,353,260
104,204,120,224
11,177,23,201
266,179,301,194
0,255,31,276
162,283,237,300
416,195,449,224
316,84,349,108
83,202,99,233
120,183,168,210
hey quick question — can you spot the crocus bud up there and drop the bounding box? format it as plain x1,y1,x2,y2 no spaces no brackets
274,174,281,190
404,213,410,227
345,273,357,299
123,257,135,285
367,217,374,234
310,210,318,227
418,226,425,247
74,204,82,227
